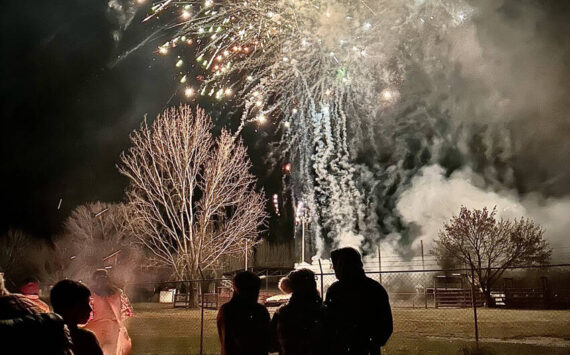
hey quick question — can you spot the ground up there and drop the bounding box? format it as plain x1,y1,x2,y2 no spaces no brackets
126,303,570,355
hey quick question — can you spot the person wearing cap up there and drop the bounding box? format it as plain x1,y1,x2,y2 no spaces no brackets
325,247,393,355
20,277,50,313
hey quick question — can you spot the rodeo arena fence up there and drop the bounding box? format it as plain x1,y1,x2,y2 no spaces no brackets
127,264,570,354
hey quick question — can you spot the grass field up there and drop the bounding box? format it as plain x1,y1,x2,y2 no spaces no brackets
126,303,570,355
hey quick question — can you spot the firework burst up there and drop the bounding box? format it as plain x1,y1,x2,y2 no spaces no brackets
146,0,473,256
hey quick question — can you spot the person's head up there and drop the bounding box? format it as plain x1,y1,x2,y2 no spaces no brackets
278,276,292,294
50,279,92,325
233,271,261,303
288,269,318,298
91,268,119,296
331,247,364,281
93,269,109,285
20,277,40,296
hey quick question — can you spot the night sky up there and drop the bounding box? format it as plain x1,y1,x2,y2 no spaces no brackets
1,0,569,244
0,1,286,239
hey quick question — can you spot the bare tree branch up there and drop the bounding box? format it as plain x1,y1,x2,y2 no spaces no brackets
119,105,267,282
431,206,552,306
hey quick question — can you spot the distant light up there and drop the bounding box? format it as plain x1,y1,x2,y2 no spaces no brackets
257,114,266,124
185,87,194,97
158,47,168,55
182,11,191,19
284,121,291,128
224,88,232,96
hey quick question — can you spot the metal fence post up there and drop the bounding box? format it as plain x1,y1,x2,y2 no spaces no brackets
421,240,427,309
318,259,324,297
377,245,382,284
198,268,205,355
470,266,479,348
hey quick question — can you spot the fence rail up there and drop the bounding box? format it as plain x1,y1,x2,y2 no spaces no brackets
126,264,570,354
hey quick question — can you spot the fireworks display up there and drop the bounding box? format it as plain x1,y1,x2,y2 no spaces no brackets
144,0,474,257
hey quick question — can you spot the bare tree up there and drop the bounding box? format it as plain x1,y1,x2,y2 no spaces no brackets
118,105,267,284
432,206,551,305
0,228,32,287
51,202,136,283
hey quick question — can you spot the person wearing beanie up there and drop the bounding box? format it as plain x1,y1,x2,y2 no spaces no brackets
270,269,327,355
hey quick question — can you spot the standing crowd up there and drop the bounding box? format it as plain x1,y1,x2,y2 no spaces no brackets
0,269,132,355
0,246,391,355
218,247,393,355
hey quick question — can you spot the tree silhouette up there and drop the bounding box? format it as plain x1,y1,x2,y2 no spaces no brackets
432,206,551,305
119,105,267,288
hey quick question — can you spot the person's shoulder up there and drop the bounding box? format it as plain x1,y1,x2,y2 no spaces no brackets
327,281,341,293
253,302,270,315
272,302,289,317
75,327,97,341
364,277,389,295
218,302,230,313
75,327,103,355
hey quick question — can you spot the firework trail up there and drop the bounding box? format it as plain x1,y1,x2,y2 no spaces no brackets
145,0,473,257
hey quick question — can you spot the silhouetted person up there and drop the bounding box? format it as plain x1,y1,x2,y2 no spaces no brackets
270,269,327,355
0,272,73,355
325,247,393,355
51,279,104,355
217,271,270,355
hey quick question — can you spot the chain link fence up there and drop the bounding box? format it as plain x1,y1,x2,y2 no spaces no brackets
126,264,570,354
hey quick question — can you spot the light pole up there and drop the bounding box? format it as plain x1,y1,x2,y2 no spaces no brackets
295,201,308,264
301,217,305,264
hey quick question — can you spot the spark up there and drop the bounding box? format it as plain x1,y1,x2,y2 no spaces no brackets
148,0,474,255
95,208,109,218
185,87,195,97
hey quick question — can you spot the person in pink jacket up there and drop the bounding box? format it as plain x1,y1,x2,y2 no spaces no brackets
84,270,133,355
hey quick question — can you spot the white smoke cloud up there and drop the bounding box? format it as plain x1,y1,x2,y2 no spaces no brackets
395,165,570,262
